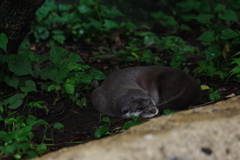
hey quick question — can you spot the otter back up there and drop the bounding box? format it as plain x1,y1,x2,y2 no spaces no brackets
91,66,202,118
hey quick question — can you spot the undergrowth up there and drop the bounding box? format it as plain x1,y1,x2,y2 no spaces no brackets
1,0,240,158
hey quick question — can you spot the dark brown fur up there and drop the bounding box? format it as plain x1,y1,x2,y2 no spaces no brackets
91,66,202,118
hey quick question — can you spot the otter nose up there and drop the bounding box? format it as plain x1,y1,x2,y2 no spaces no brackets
150,108,157,114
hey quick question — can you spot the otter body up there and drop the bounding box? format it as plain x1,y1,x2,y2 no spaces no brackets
91,66,202,118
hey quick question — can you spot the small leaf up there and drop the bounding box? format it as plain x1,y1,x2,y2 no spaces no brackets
163,109,172,115
78,5,91,14
67,53,84,63
122,121,137,129
220,29,240,40
26,115,48,126
7,54,33,76
195,14,214,24
33,119,48,126
53,123,64,129
64,83,75,95
52,34,66,44
0,33,8,52
47,84,60,91
103,20,119,30
94,125,109,138
197,31,215,42
129,115,139,122
19,39,30,51
48,64,69,84
144,36,155,45
102,117,111,123
50,46,68,66
7,94,26,109
59,4,73,11
90,69,106,80
75,72,92,84
20,80,37,93
4,74,20,89
201,85,210,90
36,143,47,154
218,9,238,22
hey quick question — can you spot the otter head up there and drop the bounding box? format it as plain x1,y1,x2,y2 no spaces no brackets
117,89,159,118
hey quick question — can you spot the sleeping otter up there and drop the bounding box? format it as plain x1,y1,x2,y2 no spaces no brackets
91,66,202,118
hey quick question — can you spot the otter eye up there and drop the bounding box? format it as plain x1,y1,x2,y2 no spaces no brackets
136,107,144,111
122,109,129,114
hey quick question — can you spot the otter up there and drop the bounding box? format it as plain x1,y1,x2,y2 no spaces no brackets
91,66,202,118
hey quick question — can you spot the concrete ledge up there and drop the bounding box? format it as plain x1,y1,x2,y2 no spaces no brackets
33,96,240,160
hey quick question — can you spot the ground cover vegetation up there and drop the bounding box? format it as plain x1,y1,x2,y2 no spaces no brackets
0,0,240,159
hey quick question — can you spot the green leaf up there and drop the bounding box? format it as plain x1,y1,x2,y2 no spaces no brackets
129,115,139,122
144,36,155,45
209,90,221,101
59,4,73,11
197,31,215,42
136,31,154,37
64,83,74,95
53,123,64,129
102,117,111,123
7,54,33,76
90,69,106,80
69,93,79,101
50,46,68,66
48,65,69,84
27,151,38,159
7,94,26,109
218,9,238,22
89,18,102,28
195,14,214,24
2,144,17,154
220,29,240,40
19,39,30,51
180,24,191,31
122,121,137,129
0,131,7,137
214,4,226,12
0,33,8,52
36,0,56,20
76,98,86,106
94,125,110,138
36,143,47,154
4,74,20,89
33,119,48,126
26,115,48,126
20,80,37,93
204,45,222,60
67,53,84,63
163,109,175,115
33,67,42,78
103,20,119,30
47,84,60,91
78,5,91,14
52,34,66,44
75,72,92,84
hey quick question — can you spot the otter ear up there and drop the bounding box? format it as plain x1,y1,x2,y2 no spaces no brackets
122,109,129,114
